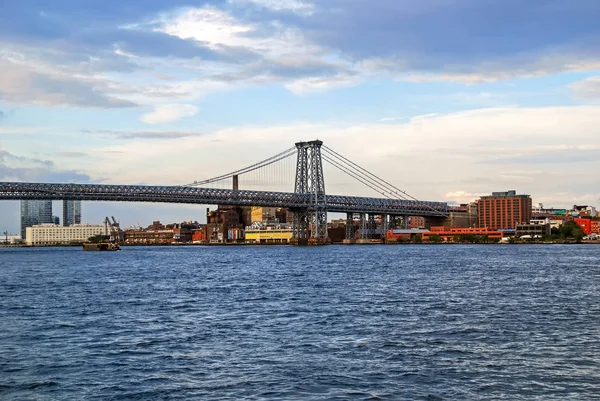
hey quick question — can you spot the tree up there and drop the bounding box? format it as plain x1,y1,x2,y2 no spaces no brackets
412,234,423,244
559,220,585,242
88,234,110,243
572,227,585,243
429,234,442,243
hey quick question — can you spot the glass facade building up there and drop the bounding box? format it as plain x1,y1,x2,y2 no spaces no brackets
62,200,82,226
20,200,53,238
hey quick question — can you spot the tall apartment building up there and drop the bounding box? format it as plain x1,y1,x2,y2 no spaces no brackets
62,200,82,226
20,200,53,238
477,190,532,230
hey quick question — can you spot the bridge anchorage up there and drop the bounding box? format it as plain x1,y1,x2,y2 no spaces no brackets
0,139,450,246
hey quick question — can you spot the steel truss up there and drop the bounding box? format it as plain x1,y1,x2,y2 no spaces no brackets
0,182,449,216
292,140,328,244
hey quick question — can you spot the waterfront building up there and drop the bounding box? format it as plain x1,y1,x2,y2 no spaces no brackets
244,221,292,244
446,203,479,228
25,224,106,246
62,200,82,226
386,229,430,241
123,221,197,244
421,227,504,242
20,200,53,238
573,218,599,236
477,190,532,230
245,227,293,244
0,233,22,244
516,222,551,238
251,206,277,223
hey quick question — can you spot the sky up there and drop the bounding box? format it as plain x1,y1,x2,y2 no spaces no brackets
1,0,600,232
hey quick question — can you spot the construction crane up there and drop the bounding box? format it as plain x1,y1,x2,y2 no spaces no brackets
104,217,123,244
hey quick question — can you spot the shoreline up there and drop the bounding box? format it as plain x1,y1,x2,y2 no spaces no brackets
2,240,599,248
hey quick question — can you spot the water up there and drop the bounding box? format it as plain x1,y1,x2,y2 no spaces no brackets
1,245,599,400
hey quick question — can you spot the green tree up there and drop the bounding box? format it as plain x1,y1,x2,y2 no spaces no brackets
88,234,110,243
559,220,585,242
429,234,442,243
412,234,423,243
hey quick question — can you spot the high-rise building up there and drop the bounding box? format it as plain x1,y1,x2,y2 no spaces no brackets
62,200,82,226
20,200,53,238
477,190,532,230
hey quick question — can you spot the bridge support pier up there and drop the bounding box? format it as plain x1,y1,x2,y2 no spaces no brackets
292,140,329,245
344,213,356,243
381,214,390,243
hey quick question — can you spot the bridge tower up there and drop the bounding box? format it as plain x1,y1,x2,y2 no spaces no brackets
292,140,328,245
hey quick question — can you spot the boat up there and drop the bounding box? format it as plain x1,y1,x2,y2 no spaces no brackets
83,242,121,251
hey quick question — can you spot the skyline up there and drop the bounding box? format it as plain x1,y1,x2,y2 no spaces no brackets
1,0,600,232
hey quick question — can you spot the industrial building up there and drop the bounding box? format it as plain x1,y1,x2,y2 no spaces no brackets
123,221,198,244
25,224,106,246
515,222,551,238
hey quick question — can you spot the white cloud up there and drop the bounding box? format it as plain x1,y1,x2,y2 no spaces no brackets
444,191,488,204
404,58,600,85
140,104,199,124
156,6,316,58
227,0,316,15
285,74,361,95
571,76,600,99
73,105,600,210
0,126,46,135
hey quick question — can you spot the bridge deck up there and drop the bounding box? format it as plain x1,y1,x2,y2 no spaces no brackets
0,182,448,216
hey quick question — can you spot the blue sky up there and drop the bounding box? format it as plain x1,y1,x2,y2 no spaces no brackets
1,0,600,232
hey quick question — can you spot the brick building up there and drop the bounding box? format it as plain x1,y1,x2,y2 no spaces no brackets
478,190,532,230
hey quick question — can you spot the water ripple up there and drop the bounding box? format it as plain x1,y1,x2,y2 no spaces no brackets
1,244,599,400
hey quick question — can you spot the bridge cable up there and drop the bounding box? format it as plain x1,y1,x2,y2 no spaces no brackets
321,148,411,201
322,145,447,216
321,155,402,200
183,146,297,187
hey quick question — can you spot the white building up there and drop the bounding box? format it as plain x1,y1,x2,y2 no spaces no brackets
26,224,107,246
0,234,22,244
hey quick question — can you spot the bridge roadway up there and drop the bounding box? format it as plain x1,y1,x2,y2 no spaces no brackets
0,182,449,217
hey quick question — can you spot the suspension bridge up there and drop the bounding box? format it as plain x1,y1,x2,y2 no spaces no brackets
0,140,448,244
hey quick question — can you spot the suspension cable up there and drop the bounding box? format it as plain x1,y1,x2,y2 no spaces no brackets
322,148,411,201
323,145,447,216
322,155,398,200
182,146,297,187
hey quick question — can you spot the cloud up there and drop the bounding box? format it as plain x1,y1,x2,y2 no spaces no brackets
0,149,94,182
571,76,600,99
0,60,136,108
444,190,488,204
140,104,199,124
480,145,600,165
77,106,600,207
85,129,204,139
285,74,361,95
0,0,598,108
0,126,45,135
227,0,316,16
55,151,89,158
0,110,4,120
